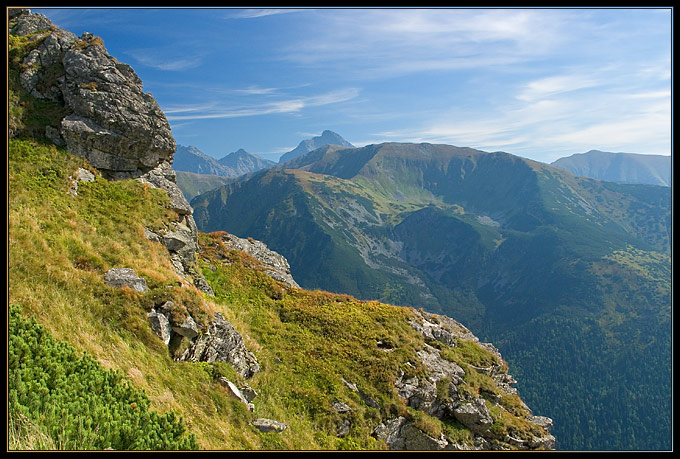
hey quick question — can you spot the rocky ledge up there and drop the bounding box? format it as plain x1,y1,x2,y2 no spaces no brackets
372,309,555,451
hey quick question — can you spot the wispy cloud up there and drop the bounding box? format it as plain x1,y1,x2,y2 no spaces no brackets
277,9,572,78
227,8,309,19
233,86,280,95
126,48,205,71
166,87,360,121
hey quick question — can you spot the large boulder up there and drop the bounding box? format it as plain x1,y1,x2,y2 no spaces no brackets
180,312,260,379
12,10,175,178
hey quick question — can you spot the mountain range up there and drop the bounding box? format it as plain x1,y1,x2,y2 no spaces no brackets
278,130,355,164
551,150,671,187
173,144,275,177
191,142,672,451
8,8,556,452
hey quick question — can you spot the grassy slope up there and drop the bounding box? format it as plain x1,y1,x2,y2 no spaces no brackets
8,139,548,450
174,171,234,201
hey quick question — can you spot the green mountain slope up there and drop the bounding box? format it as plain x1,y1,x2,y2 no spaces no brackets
8,138,554,451
191,142,672,450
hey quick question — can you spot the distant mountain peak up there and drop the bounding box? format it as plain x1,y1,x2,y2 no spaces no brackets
551,150,670,186
279,130,354,164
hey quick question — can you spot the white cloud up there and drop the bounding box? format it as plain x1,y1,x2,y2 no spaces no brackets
516,75,600,102
166,88,360,121
126,48,204,71
227,8,309,19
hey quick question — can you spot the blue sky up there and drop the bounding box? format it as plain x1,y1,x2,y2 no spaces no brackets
35,7,672,163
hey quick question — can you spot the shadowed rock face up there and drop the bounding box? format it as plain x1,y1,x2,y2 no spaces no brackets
11,8,175,178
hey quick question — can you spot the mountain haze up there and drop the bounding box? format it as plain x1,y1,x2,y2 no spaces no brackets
192,142,672,451
278,130,355,164
551,150,671,186
173,145,274,201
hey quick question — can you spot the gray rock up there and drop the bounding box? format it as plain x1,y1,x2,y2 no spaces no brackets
373,417,408,449
527,415,553,431
452,398,494,433
239,383,258,403
147,310,172,345
172,314,199,339
217,377,254,411
373,417,448,450
252,418,287,433
144,228,162,243
12,10,175,176
10,10,53,36
399,423,449,450
332,400,352,413
181,312,260,378
336,418,351,437
220,233,299,288
68,167,95,196
104,267,147,293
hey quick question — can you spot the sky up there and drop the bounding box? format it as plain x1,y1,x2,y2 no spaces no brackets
34,7,672,164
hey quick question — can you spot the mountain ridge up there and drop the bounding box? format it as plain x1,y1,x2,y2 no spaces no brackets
192,141,671,450
278,130,355,164
551,150,671,186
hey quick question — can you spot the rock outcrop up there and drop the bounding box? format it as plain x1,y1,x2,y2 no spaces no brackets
144,301,260,380
10,9,212,295
11,8,174,178
180,312,260,379
219,233,299,288
372,309,555,451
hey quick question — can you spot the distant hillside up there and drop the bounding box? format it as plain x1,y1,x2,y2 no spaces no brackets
174,145,274,178
278,130,354,164
218,148,275,177
551,150,671,186
175,171,234,201
173,145,274,200
192,142,671,451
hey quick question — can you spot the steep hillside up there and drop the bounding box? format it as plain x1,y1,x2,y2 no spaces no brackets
278,130,354,164
8,138,554,451
173,145,274,200
175,170,234,201
551,150,671,187
7,9,553,452
192,142,672,450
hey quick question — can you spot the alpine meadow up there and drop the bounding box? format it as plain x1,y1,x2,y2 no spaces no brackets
7,7,672,452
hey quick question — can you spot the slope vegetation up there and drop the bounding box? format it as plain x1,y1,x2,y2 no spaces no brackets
192,142,672,450
8,138,554,450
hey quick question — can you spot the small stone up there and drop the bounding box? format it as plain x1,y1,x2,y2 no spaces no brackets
252,418,287,433
104,267,147,293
